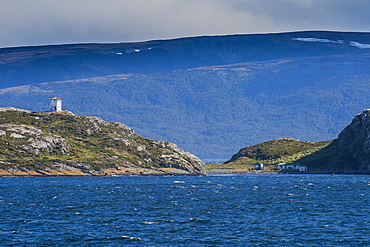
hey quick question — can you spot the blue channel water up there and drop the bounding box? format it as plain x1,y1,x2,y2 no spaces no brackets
1,174,370,246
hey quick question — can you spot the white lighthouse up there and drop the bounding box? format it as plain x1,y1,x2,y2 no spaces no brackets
50,97,62,112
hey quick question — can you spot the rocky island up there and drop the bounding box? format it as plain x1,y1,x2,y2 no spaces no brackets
0,107,205,176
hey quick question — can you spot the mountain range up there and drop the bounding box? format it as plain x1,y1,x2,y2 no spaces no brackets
1,31,370,159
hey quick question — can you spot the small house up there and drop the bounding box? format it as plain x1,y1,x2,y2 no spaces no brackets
50,97,62,112
254,163,264,170
277,163,307,172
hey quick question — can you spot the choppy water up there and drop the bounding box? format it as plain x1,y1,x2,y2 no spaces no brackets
1,174,370,246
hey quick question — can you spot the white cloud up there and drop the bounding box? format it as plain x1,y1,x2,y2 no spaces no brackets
0,0,370,48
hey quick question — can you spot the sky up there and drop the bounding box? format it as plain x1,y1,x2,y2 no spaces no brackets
1,0,370,48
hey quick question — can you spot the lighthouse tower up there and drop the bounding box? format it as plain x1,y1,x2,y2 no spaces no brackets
50,97,62,112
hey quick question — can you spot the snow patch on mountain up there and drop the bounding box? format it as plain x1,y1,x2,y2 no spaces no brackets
292,38,344,44
293,37,370,49
349,41,370,49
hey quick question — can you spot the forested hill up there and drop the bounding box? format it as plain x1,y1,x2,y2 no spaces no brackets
1,31,370,158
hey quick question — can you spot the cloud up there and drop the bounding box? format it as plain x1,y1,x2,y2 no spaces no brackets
0,0,370,48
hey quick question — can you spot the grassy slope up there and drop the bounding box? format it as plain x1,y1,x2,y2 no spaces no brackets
205,139,332,173
0,109,203,175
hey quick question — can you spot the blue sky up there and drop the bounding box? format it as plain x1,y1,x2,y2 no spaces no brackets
1,0,370,48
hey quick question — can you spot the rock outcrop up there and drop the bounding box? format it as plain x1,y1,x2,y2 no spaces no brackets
0,107,205,176
299,109,370,173
0,124,70,155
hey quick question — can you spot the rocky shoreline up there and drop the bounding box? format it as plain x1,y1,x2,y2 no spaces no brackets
0,166,204,177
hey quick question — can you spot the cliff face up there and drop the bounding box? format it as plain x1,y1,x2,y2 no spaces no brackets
0,107,205,176
299,109,370,173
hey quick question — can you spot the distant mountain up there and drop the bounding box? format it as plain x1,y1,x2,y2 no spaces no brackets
0,107,205,176
1,31,370,158
1,31,370,89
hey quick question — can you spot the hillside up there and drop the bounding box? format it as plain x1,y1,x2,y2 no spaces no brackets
1,31,370,158
298,109,370,173
0,107,205,176
205,138,331,173
225,138,332,164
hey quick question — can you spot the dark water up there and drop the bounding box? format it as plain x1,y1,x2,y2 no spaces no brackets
1,175,370,246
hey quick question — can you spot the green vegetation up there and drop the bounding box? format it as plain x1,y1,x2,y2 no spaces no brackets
205,138,332,173
0,109,204,175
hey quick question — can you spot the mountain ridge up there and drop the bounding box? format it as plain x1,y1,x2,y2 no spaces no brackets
1,31,370,158
2,30,370,88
